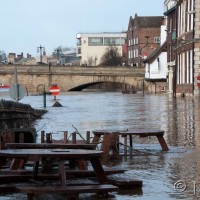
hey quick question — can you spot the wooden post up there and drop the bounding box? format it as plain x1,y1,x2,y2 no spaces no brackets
41,131,45,143
86,131,90,144
72,132,76,144
46,133,52,143
64,131,68,143
124,135,127,155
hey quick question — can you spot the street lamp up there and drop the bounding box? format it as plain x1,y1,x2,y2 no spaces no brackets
37,45,45,63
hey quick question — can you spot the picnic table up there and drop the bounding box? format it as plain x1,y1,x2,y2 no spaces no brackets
92,129,169,156
0,148,118,199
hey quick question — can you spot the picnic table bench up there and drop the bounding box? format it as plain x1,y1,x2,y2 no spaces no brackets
92,129,169,156
16,184,118,200
0,149,118,199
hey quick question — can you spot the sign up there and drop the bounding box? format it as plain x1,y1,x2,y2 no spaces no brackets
197,76,200,88
50,84,60,96
9,84,26,101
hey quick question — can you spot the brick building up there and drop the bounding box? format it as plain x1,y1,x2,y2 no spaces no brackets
127,14,164,66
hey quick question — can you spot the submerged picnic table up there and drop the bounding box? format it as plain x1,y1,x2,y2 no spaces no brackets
92,129,169,156
0,148,118,199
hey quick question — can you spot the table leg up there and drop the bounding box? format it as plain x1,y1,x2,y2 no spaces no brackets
90,157,107,184
33,161,39,179
10,158,26,170
92,134,101,144
129,135,133,154
156,136,169,151
58,160,67,186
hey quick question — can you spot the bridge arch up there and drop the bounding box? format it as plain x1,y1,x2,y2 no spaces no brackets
65,76,144,92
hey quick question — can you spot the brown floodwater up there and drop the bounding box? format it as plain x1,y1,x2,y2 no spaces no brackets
1,91,200,200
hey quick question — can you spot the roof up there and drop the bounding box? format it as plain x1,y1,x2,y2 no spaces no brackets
130,14,163,28
143,41,167,63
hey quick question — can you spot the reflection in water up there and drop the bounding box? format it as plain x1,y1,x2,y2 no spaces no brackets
1,92,200,200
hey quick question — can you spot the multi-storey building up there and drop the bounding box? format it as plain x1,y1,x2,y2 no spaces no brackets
164,0,200,96
164,0,177,94
144,17,168,93
127,14,164,66
76,32,126,66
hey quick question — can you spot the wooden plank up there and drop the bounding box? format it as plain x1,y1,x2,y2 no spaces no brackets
108,177,143,189
0,185,17,194
16,184,118,194
65,169,126,176
5,143,97,150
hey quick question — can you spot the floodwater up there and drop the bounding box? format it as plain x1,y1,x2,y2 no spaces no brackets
1,91,200,200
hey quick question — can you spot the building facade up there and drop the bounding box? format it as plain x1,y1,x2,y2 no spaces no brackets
76,32,126,66
164,0,200,96
127,14,164,67
144,17,168,93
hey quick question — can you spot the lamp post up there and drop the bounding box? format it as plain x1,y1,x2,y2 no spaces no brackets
37,45,45,63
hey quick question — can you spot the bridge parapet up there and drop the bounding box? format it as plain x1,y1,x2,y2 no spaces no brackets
0,65,145,93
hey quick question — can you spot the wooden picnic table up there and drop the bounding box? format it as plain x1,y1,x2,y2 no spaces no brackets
92,129,169,156
0,149,118,199
0,149,106,185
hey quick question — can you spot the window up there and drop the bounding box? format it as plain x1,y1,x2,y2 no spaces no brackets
104,37,122,45
77,47,81,54
154,36,160,44
88,37,103,45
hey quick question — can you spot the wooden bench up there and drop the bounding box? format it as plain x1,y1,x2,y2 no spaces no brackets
16,184,118,200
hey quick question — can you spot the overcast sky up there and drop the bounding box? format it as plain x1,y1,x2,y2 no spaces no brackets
1,0,164,57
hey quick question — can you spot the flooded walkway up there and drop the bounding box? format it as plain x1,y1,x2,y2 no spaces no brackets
1,91,200,200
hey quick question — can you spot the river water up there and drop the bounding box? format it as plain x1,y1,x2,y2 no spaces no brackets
1,91,200,200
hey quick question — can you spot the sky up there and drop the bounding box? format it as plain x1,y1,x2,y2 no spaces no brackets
1,0,164,57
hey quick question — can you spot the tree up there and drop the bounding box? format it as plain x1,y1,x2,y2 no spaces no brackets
100,45,122,66
0,50,7,64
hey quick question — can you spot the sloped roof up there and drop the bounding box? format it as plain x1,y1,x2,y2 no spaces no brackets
130,14,163,28
143,41,167,63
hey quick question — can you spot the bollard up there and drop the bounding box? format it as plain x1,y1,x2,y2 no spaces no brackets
72,132,76,144
41,131,45,143
64,131,68,143
86,131,90,144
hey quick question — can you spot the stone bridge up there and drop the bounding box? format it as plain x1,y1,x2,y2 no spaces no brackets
0,65,145,93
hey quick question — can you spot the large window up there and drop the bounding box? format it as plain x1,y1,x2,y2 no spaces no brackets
104,37,126,45
88,37,103,46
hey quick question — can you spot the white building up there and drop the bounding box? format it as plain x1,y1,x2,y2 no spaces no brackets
144,19,168,93
76,32,126,66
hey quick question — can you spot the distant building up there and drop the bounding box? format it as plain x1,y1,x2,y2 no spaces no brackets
76,32,126,66
127,14,164,66
48,47,78,66
7,52,36,65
